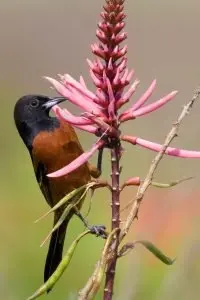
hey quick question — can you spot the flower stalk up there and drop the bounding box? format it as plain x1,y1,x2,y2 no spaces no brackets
104,145,121,299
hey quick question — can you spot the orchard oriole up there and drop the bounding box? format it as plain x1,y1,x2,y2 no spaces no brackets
14,95,105,288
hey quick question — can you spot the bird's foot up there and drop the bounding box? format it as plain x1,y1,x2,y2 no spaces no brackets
75,210,107,239
88,224,107,239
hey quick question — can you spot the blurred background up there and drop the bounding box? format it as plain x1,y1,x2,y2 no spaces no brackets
1,0,200,299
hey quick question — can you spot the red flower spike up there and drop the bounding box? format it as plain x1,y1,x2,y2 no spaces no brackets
45,0,200,178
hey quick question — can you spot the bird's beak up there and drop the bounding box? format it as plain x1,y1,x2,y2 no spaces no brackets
43,97,66,111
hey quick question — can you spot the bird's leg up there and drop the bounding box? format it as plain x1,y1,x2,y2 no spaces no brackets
88,148,104,179
75,209,107,239
77,149,106,236
97,147,103,174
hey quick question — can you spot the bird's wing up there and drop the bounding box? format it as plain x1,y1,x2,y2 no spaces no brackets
30,153,54,207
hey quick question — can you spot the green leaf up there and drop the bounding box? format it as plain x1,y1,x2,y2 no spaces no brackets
35,182,95,223
135,240,175,265
151,176,193,188
40,203,75,247
26,230,90,300
40,191,88,247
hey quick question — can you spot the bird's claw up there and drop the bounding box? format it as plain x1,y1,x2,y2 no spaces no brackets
88,224,107,239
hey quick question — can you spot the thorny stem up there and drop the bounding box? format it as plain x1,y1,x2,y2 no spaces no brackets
104,144,121,300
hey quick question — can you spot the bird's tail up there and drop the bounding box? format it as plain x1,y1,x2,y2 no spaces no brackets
44,211,72,291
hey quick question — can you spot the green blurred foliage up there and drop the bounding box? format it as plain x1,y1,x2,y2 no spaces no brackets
1,0,200,299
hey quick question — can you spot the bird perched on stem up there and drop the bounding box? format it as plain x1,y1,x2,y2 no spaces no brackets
14,94,104,289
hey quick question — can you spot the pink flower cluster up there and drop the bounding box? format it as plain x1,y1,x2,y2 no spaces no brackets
45,0,200,178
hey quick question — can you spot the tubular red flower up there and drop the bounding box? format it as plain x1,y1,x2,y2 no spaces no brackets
124,177,141,186
79,76,87,88
117,79,140,109
90,69,104,88
52,106,97,134
112,68,120,86
62,75,106,112
48,140,104,178
83,112,119,137
117,57,127,72
121,135,200,158
62,74,98,103
72,124,97,134
131,79,157,111
95,88,108,106
126,69,135,83
119,90,178,122
54,106,94,126
106,77,116,118
45,76,102,115
120,69,129,85
133,91,178,117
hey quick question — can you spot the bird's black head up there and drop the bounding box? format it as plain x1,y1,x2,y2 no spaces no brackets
14,94,66,149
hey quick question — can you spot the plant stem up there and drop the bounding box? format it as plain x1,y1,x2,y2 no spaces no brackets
103,143,121,300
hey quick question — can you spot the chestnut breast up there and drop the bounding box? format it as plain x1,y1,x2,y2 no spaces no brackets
32,120,90,204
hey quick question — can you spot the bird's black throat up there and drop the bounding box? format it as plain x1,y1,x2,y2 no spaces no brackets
15,117,60,150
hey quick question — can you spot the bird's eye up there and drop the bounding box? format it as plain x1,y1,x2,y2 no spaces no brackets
30,99,39,108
